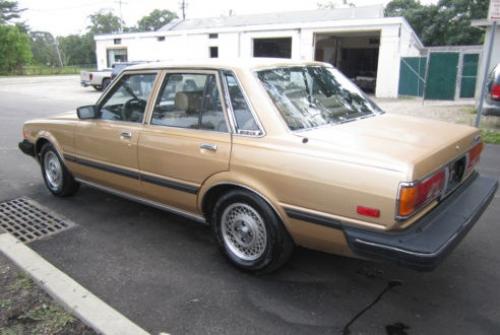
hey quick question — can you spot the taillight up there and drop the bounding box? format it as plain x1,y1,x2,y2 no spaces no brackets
492,84,500,100
89,73,93,80
397,169,446,218
467,142,483,171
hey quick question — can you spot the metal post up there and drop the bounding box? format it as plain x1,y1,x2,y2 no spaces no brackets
476,20,497,127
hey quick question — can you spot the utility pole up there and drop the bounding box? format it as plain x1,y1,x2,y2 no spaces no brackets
179,0,187,20
54,38,64,68
114,0,127,32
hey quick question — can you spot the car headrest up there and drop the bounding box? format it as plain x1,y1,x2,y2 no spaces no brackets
175,92,189,111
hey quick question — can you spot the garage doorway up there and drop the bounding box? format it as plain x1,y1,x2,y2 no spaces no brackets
314,31,380,93
106,48,128,68
253,37,292,58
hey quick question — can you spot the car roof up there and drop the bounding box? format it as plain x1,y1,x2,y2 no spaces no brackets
125,58,330,72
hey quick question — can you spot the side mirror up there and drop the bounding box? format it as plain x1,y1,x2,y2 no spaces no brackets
77,105,98,119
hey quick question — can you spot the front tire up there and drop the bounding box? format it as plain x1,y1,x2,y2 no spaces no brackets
40,144,79,197
212,190,294,273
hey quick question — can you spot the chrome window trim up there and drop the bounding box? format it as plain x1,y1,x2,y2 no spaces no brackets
220,70,266,138
148,69,232,134
93,70,160,125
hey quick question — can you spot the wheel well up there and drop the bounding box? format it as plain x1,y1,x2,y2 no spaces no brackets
34,138,50,161
201,184,283,224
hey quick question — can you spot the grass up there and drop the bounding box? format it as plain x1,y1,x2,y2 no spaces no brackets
481,129,500,144
0,65,96,76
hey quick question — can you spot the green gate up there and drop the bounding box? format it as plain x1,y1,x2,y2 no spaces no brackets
425,52,459,100
459,54,479,98
398,57,427,97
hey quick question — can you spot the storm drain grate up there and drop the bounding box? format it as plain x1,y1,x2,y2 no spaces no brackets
0,197,75,243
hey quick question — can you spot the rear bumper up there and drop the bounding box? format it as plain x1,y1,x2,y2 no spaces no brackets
18,139,35,157
344,173,498,271
80,80,91,87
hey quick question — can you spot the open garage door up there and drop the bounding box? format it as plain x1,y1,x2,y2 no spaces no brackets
314,31,380,93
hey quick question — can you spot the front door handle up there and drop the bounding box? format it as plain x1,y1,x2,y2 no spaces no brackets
200,143,217,152
120,131,132,139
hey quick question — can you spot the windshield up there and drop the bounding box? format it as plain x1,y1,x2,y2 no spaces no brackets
256,66,384,131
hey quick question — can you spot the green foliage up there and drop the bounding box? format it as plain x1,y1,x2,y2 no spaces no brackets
20,304,75,334
0,0,23,24
58,33,96,66
30,31,59,66
0,24,31,73
87,10,123,35
137,9,177,31
384,0,488,46
481,129,500,144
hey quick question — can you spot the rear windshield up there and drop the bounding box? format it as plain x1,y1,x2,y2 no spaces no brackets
256,66,383,131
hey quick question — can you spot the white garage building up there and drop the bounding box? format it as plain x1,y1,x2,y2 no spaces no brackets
94,5,423,98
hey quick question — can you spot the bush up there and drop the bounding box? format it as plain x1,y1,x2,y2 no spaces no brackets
0,25,32,74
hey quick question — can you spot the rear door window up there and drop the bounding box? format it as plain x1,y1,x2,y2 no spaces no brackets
151,73,228,132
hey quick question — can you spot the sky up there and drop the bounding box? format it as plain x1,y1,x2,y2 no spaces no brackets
17,0,438,37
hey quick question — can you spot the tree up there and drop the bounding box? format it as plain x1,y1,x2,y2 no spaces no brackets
317,0,355,9
87,10,123,35
384,0,488,46
58,33,96,66
137,9,177,31
0,25,31,73
30,31,59,66
0,0,23,24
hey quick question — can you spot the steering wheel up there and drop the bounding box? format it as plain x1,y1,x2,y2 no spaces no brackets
122,98,146,121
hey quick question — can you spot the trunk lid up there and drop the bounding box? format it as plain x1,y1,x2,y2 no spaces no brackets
296,114,480,180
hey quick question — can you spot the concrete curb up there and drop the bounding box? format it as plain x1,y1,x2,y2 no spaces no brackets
0,233,151,335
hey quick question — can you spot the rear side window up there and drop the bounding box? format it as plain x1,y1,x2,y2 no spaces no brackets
152,73,228,132
99,73,156,123
224,72,260,133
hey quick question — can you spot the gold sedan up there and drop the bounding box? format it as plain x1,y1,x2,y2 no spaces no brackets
19,59,498,272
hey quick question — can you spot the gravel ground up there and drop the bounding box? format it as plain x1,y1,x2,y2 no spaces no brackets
375,97,500,130
0,253,96,335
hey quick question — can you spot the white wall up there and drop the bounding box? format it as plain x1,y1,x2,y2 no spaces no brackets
95,18,423,98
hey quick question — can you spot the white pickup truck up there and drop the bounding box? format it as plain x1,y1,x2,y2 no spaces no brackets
80,69,112,91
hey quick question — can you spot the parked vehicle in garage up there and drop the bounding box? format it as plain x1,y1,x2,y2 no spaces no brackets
483,63,500,116
80,69,112,91
19,59,497,273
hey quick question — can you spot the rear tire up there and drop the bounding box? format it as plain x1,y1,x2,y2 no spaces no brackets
40,144,79,197
212,190,294,273
92,85,102,91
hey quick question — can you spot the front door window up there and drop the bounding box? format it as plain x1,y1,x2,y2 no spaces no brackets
99,73,157,123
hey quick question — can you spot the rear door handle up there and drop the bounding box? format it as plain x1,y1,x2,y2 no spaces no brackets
200,143,217,152
120,131,132,139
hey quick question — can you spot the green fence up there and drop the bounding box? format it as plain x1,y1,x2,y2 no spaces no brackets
399,52,479,100
425,52,459,100
459,54,479,98
398,57,427,97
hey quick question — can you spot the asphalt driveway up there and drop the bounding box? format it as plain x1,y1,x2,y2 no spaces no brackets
1,75,499,335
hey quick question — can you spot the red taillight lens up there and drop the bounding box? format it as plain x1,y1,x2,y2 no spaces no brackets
89,73,93,80
398,169,446,218
492,84,500,100
467,142,483,170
